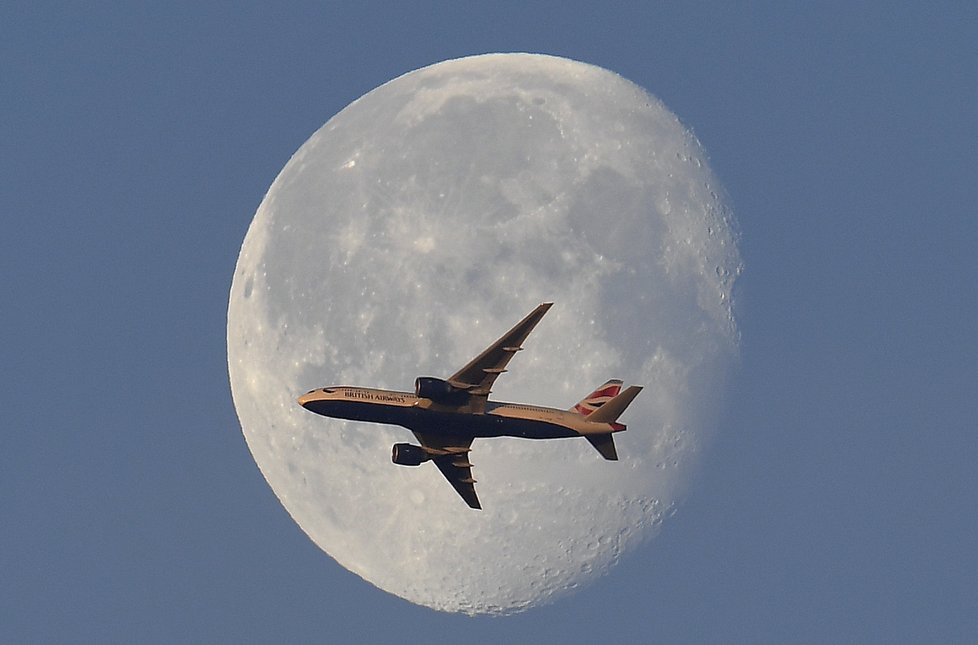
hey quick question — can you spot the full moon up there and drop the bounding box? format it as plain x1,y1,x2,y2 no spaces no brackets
228,53,740,615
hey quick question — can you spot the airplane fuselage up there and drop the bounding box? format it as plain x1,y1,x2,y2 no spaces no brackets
298,386,622,440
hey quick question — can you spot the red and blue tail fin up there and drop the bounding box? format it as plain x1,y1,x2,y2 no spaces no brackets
574,382,643,461
570,379,623,416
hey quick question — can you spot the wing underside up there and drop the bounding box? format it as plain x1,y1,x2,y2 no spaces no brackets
447,302,552,401
413,432,481,509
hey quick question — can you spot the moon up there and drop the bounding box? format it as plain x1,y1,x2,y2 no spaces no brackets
228,53,740,615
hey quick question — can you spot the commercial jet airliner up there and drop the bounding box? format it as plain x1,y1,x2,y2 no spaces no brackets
298,303,642,509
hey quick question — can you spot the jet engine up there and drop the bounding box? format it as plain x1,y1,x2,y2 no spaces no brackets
414,376,467,404
391,443,430,466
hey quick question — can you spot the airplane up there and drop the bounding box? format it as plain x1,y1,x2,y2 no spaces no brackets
297,303,642,509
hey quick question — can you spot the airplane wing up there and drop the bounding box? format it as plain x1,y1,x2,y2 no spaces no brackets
413,432,481,510
447,302,553,401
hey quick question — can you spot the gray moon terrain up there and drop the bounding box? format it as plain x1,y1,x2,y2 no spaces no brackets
227,53,740,615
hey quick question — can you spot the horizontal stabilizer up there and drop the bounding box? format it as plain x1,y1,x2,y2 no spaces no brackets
587,385,643,424
585,433,618,460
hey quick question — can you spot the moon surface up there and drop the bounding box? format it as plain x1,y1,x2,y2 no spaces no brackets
228,53,740,615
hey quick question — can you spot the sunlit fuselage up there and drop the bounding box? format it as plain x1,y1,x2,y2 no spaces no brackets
297,386,621,439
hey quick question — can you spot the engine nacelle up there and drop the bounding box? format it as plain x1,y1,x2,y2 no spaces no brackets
391,443,430,466
414,376,468,404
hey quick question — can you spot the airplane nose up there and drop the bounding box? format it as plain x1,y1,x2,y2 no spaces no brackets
297,391,317,408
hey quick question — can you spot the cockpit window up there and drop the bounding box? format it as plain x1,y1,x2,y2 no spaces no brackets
323,388,335,393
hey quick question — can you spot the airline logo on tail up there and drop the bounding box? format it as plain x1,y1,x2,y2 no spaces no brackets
571,379,623,416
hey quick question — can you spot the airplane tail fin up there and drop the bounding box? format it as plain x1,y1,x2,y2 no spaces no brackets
579,384,642,461
570,379,622,416
587,385,642,425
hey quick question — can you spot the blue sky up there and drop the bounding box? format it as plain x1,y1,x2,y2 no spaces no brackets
3,3,975,643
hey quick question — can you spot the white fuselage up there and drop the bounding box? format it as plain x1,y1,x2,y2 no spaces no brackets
298,386,623,439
